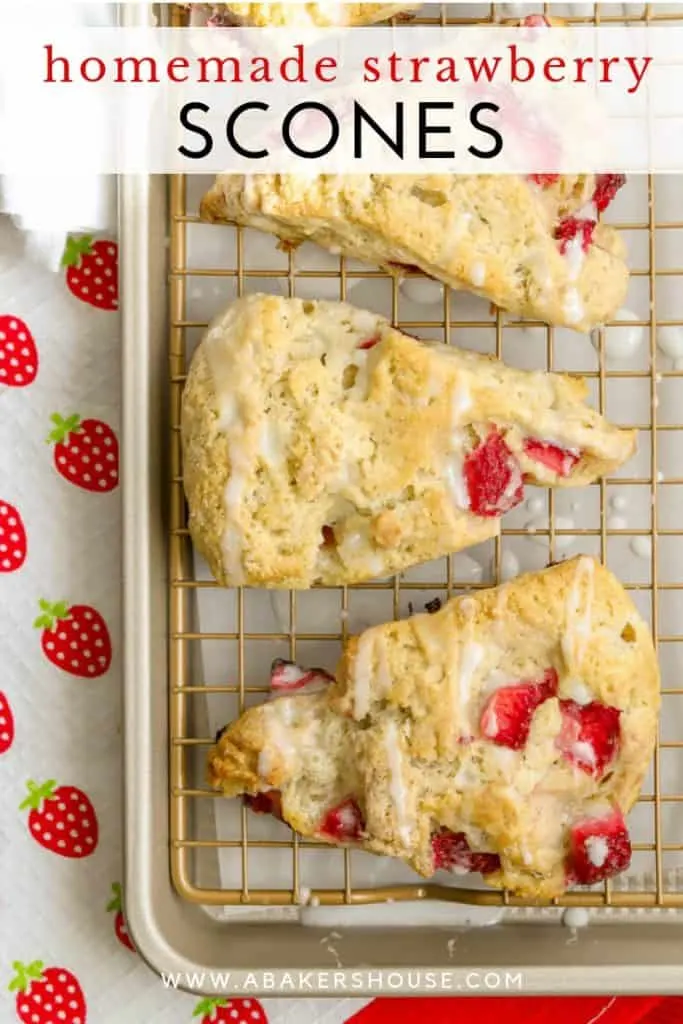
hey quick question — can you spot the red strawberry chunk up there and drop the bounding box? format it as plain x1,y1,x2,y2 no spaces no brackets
593,173,626,214
318,797,364,842
557,700,621,778
523,438,581,478
321,525,336,547
269,659,335,694
245,790,284,820
431,828,501,875
528,174,560,188
480,668,558,750
555,217,596,255
463,431,524,518
357,335,380,351
567,807,631,885
521,14,550,27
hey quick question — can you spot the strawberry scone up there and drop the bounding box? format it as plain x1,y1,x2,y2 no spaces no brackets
189,3,420,25
181,294,635,588
208,557,659,898
199,173,628,333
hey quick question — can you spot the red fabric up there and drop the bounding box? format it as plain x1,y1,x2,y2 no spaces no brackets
348,996,669,1024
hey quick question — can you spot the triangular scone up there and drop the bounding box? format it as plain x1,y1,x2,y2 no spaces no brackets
191,3,420,25
200,174,628,333
208,557,659,899
181,294,635,588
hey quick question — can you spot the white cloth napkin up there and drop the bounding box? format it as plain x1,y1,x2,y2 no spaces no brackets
0,2,118,271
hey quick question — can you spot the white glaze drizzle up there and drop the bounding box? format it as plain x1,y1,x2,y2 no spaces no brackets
375,635,393,697
353,631,374,720
563,288,584,326
561,557,595,671
470,262,486,287
384,720,412,846
585,835,608,868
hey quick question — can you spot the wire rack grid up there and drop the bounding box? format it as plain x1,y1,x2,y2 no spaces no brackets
167,2,683,910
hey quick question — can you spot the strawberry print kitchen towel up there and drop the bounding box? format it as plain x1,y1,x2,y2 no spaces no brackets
0,217,677,1024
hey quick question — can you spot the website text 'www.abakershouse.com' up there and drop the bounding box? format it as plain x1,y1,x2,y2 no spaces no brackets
160,969,526,994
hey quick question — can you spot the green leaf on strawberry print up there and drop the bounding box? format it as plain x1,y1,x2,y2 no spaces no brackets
8,960,45,992
19,779,57,812
193,998,228,1018
46,413,81,446
61,235,95,269
107,882,123,913
33,599,70,630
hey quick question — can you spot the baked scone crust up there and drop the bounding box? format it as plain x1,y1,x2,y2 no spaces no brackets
200,174,628,333
208,557,660,898
181,294,635,588
196,3,420,25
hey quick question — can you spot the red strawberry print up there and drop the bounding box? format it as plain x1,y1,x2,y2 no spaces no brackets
9,960,87,1024
557,700,621,778
193,997,267,1024
0,500,27,572
523,438,581,478
480,668,558,750
555,217,596,255
567,807,631,885
0,316,38,388
269,659,335,694
107,882,136,954
528,174,560,188
244,791,284,820
34,599,112,679
20,779,99,859
431,828,500,875
47,413,119,493
464,430,524,518
318,797,365,842
62,235,118,312
592,173,626,214
0,691,15,754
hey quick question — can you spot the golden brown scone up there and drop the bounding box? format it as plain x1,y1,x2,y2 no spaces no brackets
200,173,628,334
208,557,660,899
184,3,420,25
181,294,636,588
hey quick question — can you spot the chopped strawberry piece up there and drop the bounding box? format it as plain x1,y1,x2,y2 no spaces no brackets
480,668,558,750
431,828,501,875
557,700,621,778
463,431,524,518
245,791,284,820
528,174,560,187
269,659,335,693
555,217,596,255
523,438,581,478
567,807,631,885
521,13,550,26
357,335,380,351
318,797,365,842
321,525,336,546
593,173,626,214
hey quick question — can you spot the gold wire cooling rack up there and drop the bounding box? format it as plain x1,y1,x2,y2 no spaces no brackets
168,2,683,909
